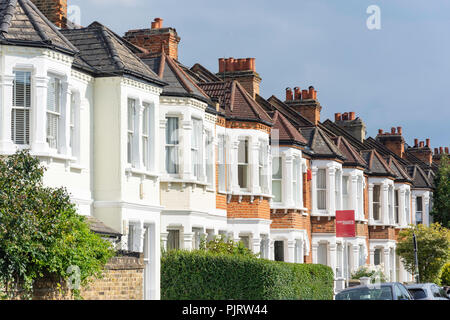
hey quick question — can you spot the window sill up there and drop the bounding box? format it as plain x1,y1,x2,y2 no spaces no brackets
271,204,308,212
125,167,159,179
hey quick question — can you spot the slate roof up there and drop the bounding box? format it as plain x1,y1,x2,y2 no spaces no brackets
266,95,314,127
331,136,367,168
143,53,210,103
199,80,272,126
0,0,77,54
301,126,345,160
360,150,396,177
407,165,434,189
321,119,368,152
60,22,166,86
268,110,307,146
385,156,413,183
190,63,222,83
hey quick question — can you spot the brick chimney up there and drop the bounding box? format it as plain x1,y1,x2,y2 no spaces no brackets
407,138,433,165
31,0,68,28
123,18,181,60
284,85,322,125
376,127,405,158
216,57,261,99
432,146,449,167
334,111,367,143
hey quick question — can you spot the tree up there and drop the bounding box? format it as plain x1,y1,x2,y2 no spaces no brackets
396,223,450,283
431,154,450,228
0,150,114,299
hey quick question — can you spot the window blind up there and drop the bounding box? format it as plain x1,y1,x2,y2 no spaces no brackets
12,71,31,145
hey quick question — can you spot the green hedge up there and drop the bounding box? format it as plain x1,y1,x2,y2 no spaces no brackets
161,250,334,300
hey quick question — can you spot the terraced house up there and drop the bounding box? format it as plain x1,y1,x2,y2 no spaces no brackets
0,0,447,299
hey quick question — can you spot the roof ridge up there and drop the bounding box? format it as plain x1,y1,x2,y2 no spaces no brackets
99,26,125,70
19,0,50,43
372,149,395,176
235,81,271,124
172,58,210,99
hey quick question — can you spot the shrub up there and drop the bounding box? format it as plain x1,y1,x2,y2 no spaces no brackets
440,263,450,286
351,264,387,283
0,151,114,299
199,236,259,258
161,250,334,300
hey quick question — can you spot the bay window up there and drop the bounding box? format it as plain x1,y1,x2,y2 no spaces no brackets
12,71,31,145
46,76,61,150
317,169,327,210
218,135,226,192
238,138,249,189
373,185,381,221
191,118,203,180
165,117,179,174
272,156,282,202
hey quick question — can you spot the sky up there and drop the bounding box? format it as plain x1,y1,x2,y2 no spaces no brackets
70,0,450,149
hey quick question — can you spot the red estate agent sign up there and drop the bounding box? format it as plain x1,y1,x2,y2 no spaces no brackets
336,210,356,238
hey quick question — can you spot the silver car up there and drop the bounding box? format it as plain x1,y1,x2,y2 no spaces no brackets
406,283,450,300
335,282,414,300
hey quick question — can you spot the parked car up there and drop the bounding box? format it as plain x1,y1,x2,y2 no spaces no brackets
335,282,414,300
406,283,450,300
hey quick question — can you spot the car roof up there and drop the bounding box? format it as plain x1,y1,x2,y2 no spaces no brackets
405,283,436,289
337,282,399,293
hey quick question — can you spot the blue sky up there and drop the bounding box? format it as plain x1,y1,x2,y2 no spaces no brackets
71,0,450,149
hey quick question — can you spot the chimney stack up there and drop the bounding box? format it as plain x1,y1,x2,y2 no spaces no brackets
376,126,405,158
31,0,68,28
284,85,321,125
408,138,433,165
334,111,366,142
124,17,181,60
216,57,261,98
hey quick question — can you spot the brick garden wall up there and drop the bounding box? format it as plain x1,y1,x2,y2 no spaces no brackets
31,252,144,300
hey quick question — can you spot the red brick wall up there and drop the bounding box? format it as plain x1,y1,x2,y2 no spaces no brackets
270,210,308,229
311,217,336,233
369,226,396,240
31,0,67,27
227,196,270,220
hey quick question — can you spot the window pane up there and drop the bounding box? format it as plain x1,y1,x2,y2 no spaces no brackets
238,164,248,188
12,71,31,145
272,180,282,202
317,169,326,189
166,117,179,145
238,139,248,164
272,157,282,179
318,190,327,210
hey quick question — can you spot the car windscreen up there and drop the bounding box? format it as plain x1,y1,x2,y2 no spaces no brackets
408,288,427,299
335,286,393,300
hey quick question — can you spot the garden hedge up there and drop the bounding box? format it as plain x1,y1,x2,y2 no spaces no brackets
161,250,334,300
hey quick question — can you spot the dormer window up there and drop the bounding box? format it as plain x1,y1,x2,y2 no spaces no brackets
12,71,31,145
46,76,61,150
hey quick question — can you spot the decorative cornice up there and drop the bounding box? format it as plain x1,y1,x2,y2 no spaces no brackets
160,96,208,111
121,77,163,95
71,69,93,83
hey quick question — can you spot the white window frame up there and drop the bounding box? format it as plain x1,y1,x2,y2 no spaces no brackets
191,118,203,181
218,134,227,192
141,102,151,170
12,70,32,146
237,138,249,190
165,116,180,174
272,156,282,203
394,189,400,225
342,175,349,210
46,75,62,151
416,196,423,224
205,130,214,187
357,176,364,220
127,98,137,165
373,184,382,222
293,157,301,206
317,168,327,210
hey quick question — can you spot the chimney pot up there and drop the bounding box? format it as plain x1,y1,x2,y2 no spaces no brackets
426,139,430,147
342,112,349,121
335,113,342,122
218,58,225,73
302,89,308,100
294,87,301,100
414,139,418,147
378,129,383,135
391,127,396,134
397,127,402,135
446,147,449,154
435,148,439,155
286,88,293,101
440,147,444,154
349,112,356,121
419,141,424,148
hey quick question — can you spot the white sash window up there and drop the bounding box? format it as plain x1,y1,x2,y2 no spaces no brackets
238,138,249,189
205,130,213,186
342,175,349,210
272,156,282,202
293,158,300,206
357,177,363,219
127,99,136,165
46,76,61,150
373,185,381,221
12,71,31,145
191,118,203,180
317,169,327,210
218,135,226,192
394,190,399,224
142,103,151,170
165,117,179,174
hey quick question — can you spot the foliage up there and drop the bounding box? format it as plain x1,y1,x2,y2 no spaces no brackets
0,150,114,299
199,236,259,258
351,264,387,283
440,263,450,286
431,154,450,228
396,223,450,284
161,250,334,300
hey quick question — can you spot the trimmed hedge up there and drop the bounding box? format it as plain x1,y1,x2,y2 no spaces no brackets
161,250,334,300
